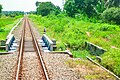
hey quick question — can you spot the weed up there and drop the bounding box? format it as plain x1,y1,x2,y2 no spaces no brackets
29,14,120,76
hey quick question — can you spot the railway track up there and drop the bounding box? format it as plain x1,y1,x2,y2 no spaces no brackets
15,17,49,80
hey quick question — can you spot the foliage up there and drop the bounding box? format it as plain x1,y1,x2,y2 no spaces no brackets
64,0,106,17
27,11,36,14
64,0,120,18
63,0,77,17
29,14,120,77
65,59,115,79
0,16,22,40
96,0,106,13
0,4,2,12
0,4,3,17
101,49,120,76
102,7,120,24
2,11,24,17
105,0,120,8
36,2,61,16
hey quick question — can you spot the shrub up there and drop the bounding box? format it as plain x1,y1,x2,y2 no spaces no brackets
102,7,120,24
100,26,116,31
30,14,120,76
101,49,120,77
0,28,5,32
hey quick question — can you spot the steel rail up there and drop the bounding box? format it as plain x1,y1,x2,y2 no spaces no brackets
27,19,49,80
15,18,26,80
15,17,49,80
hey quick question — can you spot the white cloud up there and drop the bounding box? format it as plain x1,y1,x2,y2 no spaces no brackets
0,0,63,12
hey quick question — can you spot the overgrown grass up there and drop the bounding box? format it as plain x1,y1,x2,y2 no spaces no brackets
29,14,120,76
0,16,22,40
0,48,6,52
65,59,115,79
0,16,22,52
72,50,90,58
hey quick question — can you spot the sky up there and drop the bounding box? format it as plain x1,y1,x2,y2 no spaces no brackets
0,0,64,12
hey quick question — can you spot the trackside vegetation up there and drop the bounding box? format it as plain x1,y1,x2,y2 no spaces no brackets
0,16,22,40
29,14,120,77
32,0,120,77
0,4,2,17
0,0,120,78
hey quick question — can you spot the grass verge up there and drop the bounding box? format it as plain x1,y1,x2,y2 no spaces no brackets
29,14,120,76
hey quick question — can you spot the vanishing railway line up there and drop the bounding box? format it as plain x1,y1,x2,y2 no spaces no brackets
0,16,119,80
0,16,118,80
15,17,49,80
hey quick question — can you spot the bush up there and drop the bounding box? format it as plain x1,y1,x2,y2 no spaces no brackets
0,28,5,32
101,49,120,77
102,7,120,24
100,26,116,31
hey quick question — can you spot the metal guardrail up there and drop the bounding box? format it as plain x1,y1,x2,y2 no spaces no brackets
86,56,120,80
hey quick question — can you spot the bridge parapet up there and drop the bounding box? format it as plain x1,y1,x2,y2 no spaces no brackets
42,34,56,51
6,34,15,52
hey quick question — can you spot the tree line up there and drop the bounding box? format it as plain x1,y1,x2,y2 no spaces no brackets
0,4,2,17
2,11,24,17
64,0,120,17
0,4,24,17
35,0,120,24
0,1,120,24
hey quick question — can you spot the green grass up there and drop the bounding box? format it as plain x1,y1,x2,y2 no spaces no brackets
0,49,6,52
65,59,115,79
29,14,120,76
0,16,23,52
0,16,22,40
72,50,90,58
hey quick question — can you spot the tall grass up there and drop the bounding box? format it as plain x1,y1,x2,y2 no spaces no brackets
29,14,120,76
0,16,22,40
0,16,22,52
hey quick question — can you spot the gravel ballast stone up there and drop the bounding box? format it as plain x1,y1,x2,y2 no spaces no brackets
42,52,116,80
0,53,18,80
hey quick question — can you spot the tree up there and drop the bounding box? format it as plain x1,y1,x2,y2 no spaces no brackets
64,0,76,17
0,4,3,17
36,2,61,16
35,1,40,7
95,0,106,13
105,0,120,8
102,7,120,24
64,0,101,17
2,11,24,17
